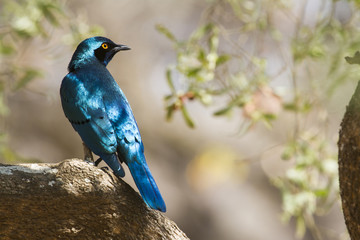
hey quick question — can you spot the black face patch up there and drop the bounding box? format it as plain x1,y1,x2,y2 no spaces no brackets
94,41,118,64
94,44,109,63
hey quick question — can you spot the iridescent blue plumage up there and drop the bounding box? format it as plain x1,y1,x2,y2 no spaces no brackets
60,36,166,212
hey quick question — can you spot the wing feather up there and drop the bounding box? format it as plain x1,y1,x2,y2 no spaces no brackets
60,73,117,155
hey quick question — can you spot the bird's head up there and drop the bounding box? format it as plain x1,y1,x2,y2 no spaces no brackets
68,36,130,71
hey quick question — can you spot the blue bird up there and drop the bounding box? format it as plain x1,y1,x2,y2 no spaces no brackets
60,36,166,212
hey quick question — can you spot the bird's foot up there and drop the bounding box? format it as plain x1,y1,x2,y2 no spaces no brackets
84,158,95,166
100,166,109,173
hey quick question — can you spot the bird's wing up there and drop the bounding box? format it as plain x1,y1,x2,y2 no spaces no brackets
60,73,117,155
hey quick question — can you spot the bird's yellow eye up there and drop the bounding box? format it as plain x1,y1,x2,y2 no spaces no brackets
102,43,108,49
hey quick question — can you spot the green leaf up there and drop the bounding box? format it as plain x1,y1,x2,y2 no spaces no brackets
156,24,177,42
198,48,206,63
345,51,360,65
314,189,329,197
295,216,306,239
186,67,202,78
180,105,195,128
214,105,233,116
191,23,214,41
216,54,231,66
166,68,176,93
0,42,15,55
283,100,312,113
166,104,175,121
164,94,174,101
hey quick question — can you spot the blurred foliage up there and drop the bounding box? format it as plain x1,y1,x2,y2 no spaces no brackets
0,0,103,163
274,131,338,239
345,51,360,65
186,145,248,191
158,0,360,239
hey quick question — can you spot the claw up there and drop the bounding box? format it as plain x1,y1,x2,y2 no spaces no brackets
101,166,109,171
84,159,95,166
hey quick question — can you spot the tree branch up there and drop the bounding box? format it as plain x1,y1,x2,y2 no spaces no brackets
0,158,188,240
338,80,360,239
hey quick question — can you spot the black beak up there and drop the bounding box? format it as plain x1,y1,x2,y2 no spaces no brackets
114,44,131,52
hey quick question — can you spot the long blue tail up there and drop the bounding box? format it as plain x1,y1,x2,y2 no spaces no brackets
101,153,125,177
127,153,166,212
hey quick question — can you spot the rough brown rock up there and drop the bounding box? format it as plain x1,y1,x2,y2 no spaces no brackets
0,158,189,240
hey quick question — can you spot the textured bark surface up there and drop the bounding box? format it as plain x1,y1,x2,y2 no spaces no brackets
339,81,360,240
0,159,188,240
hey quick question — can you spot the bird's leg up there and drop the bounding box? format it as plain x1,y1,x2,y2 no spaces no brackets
83,142,94,164
94,158,103,166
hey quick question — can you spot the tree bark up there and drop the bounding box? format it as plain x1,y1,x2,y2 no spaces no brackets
0,158,189,240
339,81,360,239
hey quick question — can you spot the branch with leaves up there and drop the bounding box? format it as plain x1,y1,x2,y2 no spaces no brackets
157,0,360,239
0,0,103,163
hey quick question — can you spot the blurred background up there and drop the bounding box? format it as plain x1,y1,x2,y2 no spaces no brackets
1,0,359,239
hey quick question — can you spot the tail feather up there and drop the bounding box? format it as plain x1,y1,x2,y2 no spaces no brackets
127,154,166,212
101,153,125,177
